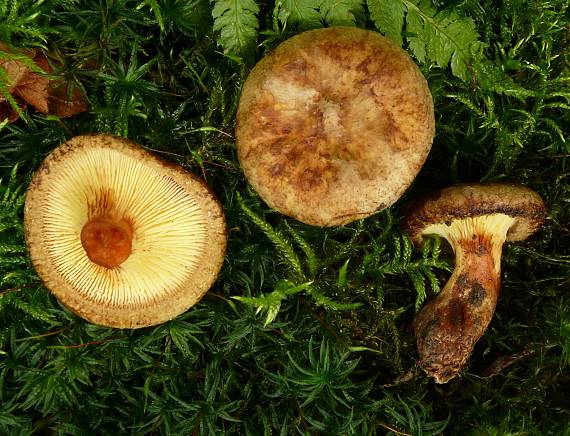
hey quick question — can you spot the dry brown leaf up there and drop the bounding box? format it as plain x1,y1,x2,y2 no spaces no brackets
1,46,88,122
0,100,23,122
12,70,50,113
48,81,89,118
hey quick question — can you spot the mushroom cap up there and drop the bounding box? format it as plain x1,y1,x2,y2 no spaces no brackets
404,183,546,245
236,26,435,227
24,134,227,329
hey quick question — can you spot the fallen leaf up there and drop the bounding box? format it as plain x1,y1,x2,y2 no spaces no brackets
0,100,23,123
48,81,89,117
0,45,88,122
12,69,50,113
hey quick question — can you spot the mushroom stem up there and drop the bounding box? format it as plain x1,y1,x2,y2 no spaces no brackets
413,214,515,383
80,216,133,269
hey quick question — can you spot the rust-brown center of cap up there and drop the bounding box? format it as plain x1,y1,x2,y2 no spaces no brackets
81,217,133,268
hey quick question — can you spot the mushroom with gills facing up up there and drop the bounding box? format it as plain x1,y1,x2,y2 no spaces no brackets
24,134,227,329
404,183,546,383
236,26,435,227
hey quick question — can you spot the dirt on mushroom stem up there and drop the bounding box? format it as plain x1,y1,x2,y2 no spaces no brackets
413,214,515,383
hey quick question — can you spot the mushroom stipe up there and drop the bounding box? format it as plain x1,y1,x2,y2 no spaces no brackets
404,183,546,383
24,134,227,329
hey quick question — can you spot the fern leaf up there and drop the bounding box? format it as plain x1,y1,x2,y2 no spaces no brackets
405,5,426,62
406,0,479,81
540,118,566,144
368,0,480,81
474,58,538,97
337,259,349,290
279,0,322,28
367,0,405,46
408,269,427,311
284,222,319,278
402,235,413,265
424,269,440,294
238,196,303,277
212,0,259,59
233,280,311,326
306,285,361,310
9,297,55,323
319,0,364,26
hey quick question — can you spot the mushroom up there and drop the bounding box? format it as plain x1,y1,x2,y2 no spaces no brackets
24,134,227,329
236,26,434,227
404,183,546,383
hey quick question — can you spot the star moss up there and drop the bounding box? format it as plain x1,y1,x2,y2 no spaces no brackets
0,0,569,434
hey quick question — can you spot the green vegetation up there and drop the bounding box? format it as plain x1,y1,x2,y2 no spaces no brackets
1,0,569,434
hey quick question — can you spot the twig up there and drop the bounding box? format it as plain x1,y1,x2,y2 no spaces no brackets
16,325,71,341
48,340,106,349
208,292,229,302
480,343,557,379
0,284,37,297
535,154,570,159
292,395,309,433
377,422,412,436
381,370,416,388
201,159,234,170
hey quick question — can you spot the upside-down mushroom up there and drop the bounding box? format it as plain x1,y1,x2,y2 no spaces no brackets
404,183,546,383
236,26,435,227
24,134,227,329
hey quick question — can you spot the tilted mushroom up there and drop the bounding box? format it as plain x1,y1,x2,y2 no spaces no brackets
236,26,435,227
24,134,227,328
404,183,545,383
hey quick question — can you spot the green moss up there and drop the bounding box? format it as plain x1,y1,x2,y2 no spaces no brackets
0,0,568,434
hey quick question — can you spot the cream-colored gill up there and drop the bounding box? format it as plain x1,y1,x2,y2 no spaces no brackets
421,214,516,271
42,147,208,308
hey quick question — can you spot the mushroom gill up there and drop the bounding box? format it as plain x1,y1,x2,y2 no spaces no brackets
25,134,227,328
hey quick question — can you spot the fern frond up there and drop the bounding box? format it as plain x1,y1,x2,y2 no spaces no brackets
0,0,53,47
367,0,406,46
319,0,364,26
237,195,303,277
233,280,311,326
337,259,349,290
367,0,480,81
284,222,319,278
306,284,361,310
279,0,322,29
237,199,360,313
8,296,55,323
0,166,49,321
375,235,450,311
212,0,259,59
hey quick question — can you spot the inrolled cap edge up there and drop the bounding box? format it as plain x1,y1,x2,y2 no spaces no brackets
404,183,546,245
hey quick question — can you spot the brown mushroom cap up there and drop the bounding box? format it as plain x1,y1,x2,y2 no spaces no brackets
236,26,435,227
405,183,546,245
24,134,227,329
